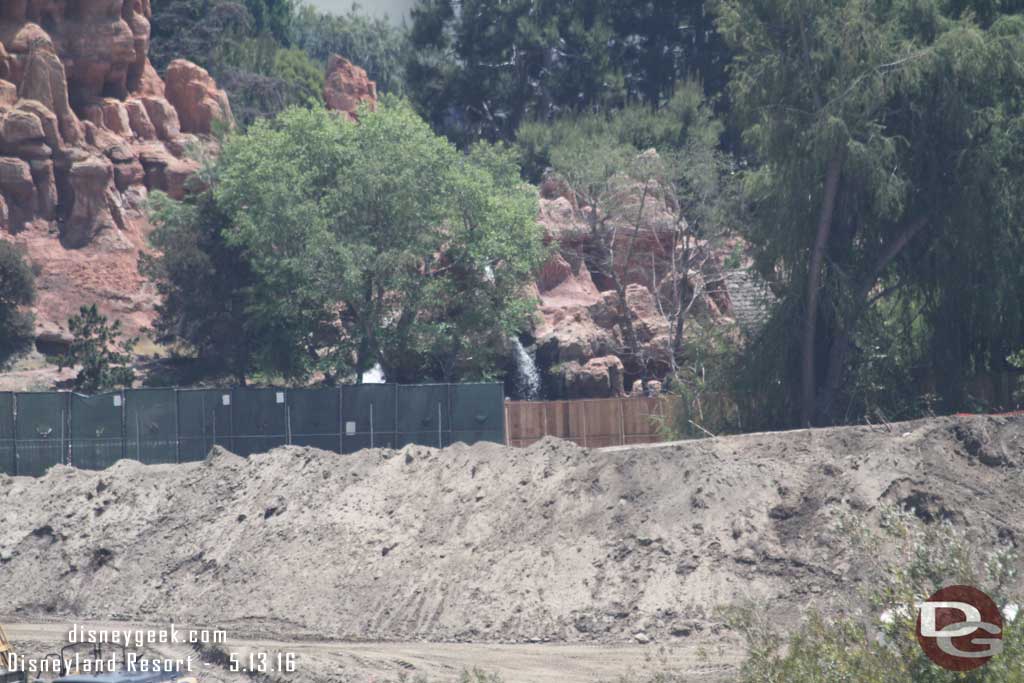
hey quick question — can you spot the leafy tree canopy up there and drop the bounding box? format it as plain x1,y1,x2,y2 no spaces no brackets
146,101,546,384
0,242,35,368
720,0,1024,425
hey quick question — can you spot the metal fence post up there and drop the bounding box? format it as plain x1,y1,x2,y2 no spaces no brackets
62,405,68,467
174,389,181,464
619,398,626,447
286,402,292,445
12,394,17,477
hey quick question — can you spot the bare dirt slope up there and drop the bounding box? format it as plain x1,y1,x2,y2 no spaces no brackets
0,415,1021,653
4,620,739,683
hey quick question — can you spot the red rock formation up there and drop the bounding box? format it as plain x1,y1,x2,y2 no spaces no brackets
323,54,377,121
533,184,737,398
164,59,233,135
0,0,232,343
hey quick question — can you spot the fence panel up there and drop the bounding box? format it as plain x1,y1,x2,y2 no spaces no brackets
125,389,178,464
622,397,670,444
341,384,396,453
287,388,341,452
231,388,288,457
177,389,232,461
0,392,14,475
70,392,124,470
15,392,67,476
504,400,547,447
449,384,505,445
397,384,450,448
570,399,623,448
505,397,675,448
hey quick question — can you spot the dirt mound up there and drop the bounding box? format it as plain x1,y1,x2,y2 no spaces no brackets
0,415,1021,645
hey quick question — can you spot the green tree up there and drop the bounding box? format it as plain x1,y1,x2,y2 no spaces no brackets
719,0,1024,426
59,305,137,394
153,101,545,383
142,191,273,385
271,47,324,107
291,3,409,95
0,242,35,367
243,0,295,44
150,0,321,126
406,0,736,145
407,0,623,144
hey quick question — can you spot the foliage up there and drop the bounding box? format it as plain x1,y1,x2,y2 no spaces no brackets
732,507,1023,682
150,0,321,126
516,80,724,181
58,305,137,393
720,0,1024,425
141,191,268,384
406,0,732,145
291,3,409,95
147,101,546,384
242,0,295,44
537,83,741,383
149,0,254,73
666,322,744,438
0,241,35,367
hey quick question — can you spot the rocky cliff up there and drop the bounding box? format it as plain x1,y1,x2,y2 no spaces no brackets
0,0,232,345
529,181,757,399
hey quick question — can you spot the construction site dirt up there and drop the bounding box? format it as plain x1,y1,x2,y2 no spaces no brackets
1,415,1021,681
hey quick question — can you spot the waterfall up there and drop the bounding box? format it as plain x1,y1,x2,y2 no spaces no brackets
363,364,386,384
511,338,541,400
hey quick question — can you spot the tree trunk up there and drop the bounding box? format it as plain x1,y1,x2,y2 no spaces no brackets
800,155,842,426
817,215,927,422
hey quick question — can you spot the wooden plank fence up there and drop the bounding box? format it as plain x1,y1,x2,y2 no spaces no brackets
504,396,679,448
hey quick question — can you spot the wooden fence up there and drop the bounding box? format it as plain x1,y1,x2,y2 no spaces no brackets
504,396,679,448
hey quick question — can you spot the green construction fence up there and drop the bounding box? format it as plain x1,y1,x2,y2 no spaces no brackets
0,383,505,476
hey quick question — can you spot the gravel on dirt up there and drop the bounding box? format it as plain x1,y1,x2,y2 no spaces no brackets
0,415,1021,647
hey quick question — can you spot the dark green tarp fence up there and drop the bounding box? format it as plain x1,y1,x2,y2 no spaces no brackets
0,392,14,475
0,383,504,476
70,392,124,470
177,389,232,461
287,388,340,452
341,384,396,453
14,392,68,477
125,388,178,465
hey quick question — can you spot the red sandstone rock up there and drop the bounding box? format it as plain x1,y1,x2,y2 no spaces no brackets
124,97,156,139
0,79,16,107
562,356,626,398
534,180,735,397
0,0,229,343
323,54,377,121
164,59,233,135
139,95,180,140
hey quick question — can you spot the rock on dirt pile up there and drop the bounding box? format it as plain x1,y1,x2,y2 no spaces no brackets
0,415,1021,643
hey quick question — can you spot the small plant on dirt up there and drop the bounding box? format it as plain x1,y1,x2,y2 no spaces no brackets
458,669,503,683
58,304,138,393
729,507,1022,682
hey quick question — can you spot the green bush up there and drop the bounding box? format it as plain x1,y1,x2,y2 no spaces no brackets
731,508,1022,682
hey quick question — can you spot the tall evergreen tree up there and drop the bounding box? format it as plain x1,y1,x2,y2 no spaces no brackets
0,242,35,367
720,0,1024,424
